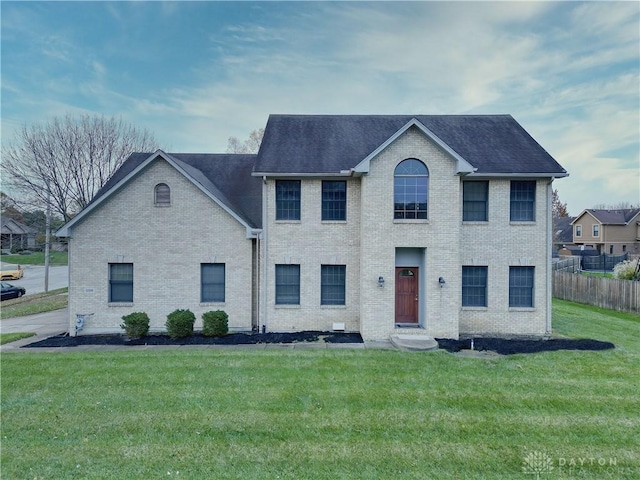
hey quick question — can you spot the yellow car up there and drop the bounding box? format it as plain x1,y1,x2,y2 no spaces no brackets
0,265,24,281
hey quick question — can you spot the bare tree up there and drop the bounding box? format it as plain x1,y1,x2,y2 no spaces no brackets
2,114,159,222
592,202,636,210
226,128,264,154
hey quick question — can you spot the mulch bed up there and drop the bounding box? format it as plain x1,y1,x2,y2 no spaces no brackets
435,338,615,355
23,331,614,355
23,331,364,348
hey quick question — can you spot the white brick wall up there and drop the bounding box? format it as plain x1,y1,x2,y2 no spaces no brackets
68,158,254,335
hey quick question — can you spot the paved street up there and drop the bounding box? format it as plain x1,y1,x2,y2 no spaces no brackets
1,264,68,295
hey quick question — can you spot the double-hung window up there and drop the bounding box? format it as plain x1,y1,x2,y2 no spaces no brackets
509,266,534,307
322,181,346,221
275,264,300,305
575,225,582,237
109,263,133,302
462,266,488,307
592,225,600,237
463,181,488,221
201,263,225,303
510,181,536,221
321,265,346,305
276,180,301,220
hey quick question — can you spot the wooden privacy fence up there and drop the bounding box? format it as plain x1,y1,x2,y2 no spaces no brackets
553,271,640,313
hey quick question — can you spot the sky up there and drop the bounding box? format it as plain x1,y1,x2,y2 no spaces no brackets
1,1,638,216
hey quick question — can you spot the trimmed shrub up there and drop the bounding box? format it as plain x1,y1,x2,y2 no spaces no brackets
613,259,638,280
120,312,150,339
165,309,195,338
202,310,229,337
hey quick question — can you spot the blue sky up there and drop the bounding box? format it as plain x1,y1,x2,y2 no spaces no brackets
2,1,638,215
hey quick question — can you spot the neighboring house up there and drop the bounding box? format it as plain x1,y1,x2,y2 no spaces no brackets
553,216,575,254
570,209,640,255
56,114,568,340
1,216,37,251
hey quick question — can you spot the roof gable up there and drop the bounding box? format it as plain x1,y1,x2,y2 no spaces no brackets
56,150,262,237
253,114,568,177
572,208,640,226
353,118,475,174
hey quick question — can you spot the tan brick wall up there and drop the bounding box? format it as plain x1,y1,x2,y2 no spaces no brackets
459,179,550,337
68,158,254,335
359,127,461,340
260,127,552,340
260,178,361,333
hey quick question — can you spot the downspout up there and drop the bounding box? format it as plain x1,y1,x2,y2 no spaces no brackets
255,232,260,332
262,176,268,333
546,179,553,337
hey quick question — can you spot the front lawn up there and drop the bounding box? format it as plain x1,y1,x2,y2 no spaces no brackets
0,332,35,345
1,251,68,266
0,288,68,319
1,300,638,479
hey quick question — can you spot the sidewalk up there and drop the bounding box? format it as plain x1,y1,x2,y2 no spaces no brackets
0,308,69,352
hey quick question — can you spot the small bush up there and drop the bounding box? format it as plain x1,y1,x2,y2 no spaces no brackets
166,309,195,338
613,259,638,280
202,310,229,337
120,312,150,339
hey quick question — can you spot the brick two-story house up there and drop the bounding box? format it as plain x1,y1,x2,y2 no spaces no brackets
57,114,568,340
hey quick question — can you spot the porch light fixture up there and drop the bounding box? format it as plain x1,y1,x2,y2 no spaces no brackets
438,277,446,288
378,276,385,287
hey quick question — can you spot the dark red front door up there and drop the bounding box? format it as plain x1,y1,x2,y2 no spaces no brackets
395,267,419,324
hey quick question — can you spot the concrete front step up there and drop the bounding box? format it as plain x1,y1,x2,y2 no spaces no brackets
389,334,438,352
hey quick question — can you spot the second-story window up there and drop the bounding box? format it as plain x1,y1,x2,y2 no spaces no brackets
575,225,582,237
463,181,488,221
276,180,301,220
322,181,346,221
593,224,600,237
510,181,536,222
394,159,428,219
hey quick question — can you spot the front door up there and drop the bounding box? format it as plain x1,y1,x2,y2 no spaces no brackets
395,267,419,324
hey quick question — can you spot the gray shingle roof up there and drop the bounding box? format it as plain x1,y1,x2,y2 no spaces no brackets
585,209,640,225
90,152,262,229
254,114,567,176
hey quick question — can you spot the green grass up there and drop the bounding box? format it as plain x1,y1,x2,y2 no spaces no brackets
0,288,68,319
1,251,68,265
0,332,35,345
1,300,639,479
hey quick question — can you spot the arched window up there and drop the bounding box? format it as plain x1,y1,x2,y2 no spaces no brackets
154,183,170,205
394,159,428,219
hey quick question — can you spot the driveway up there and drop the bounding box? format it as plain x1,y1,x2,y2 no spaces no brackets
0,264,68,294
1,308,68,336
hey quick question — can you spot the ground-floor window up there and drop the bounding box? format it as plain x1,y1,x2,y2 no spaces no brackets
462,266,487,307
109,263,133,302
275,264,300,305
201,263,225,302
509,266,534,307
321,265,346,305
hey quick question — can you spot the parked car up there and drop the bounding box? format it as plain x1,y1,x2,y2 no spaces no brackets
0,265,24,280
1,282,26,301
